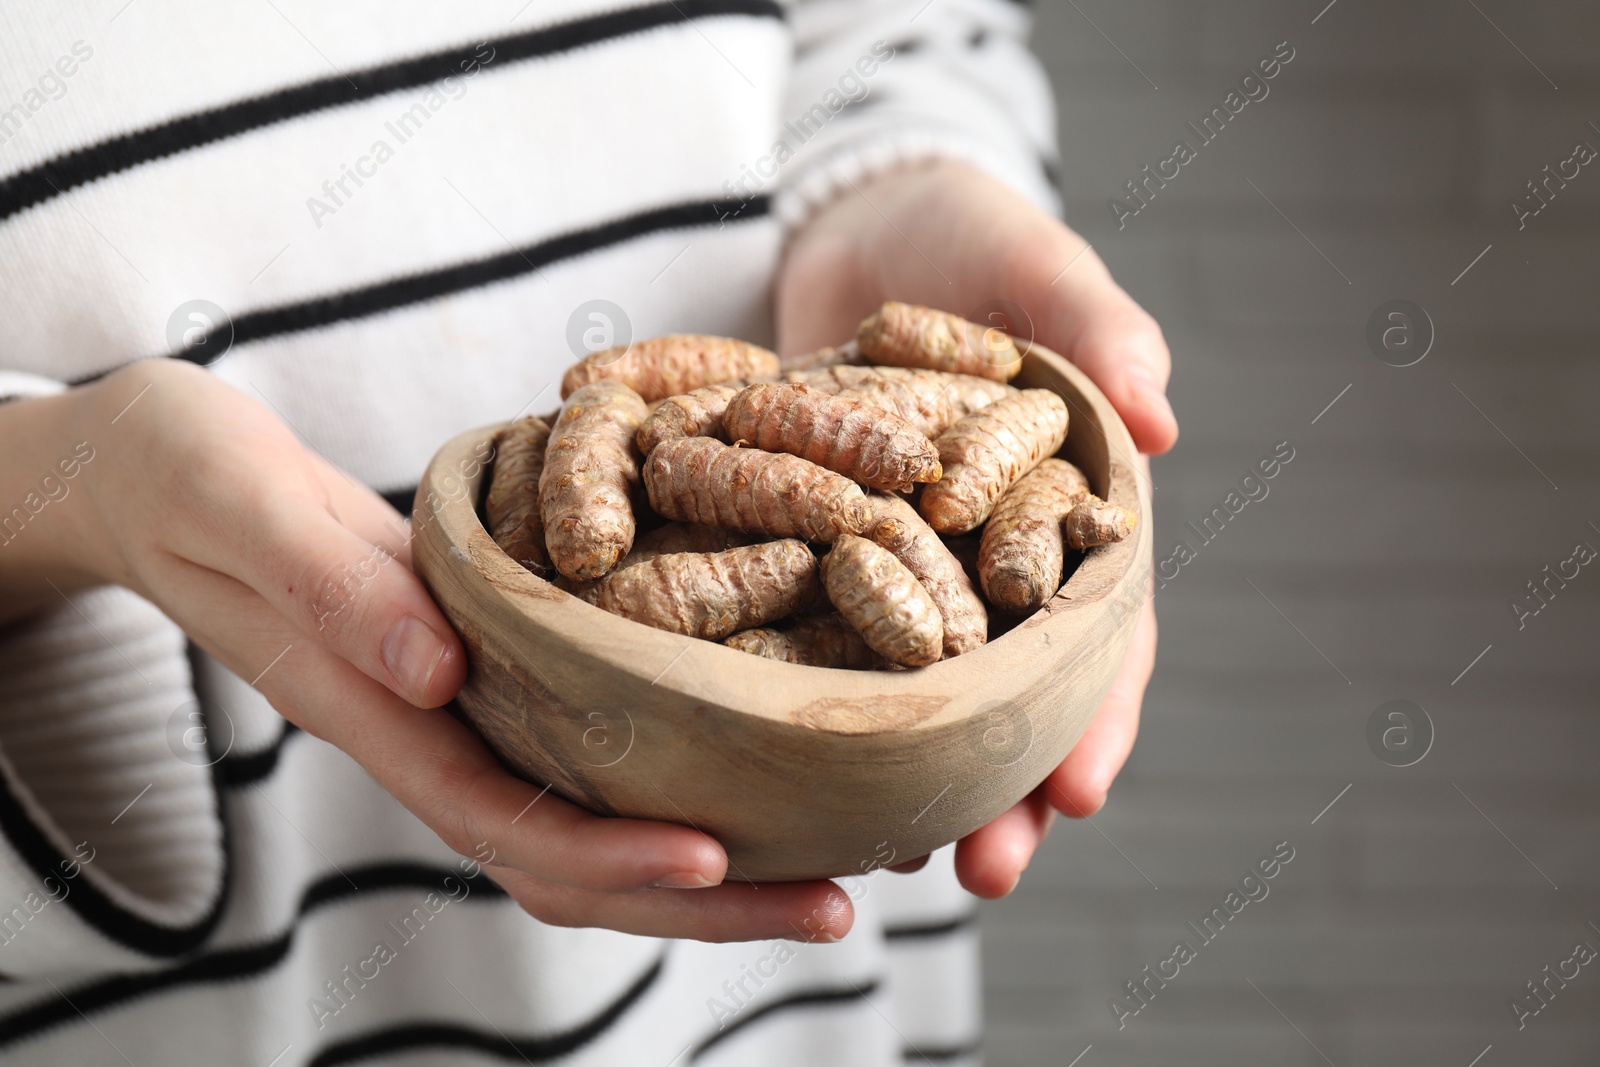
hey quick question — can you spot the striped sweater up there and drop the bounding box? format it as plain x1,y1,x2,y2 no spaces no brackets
0,2,1058,1063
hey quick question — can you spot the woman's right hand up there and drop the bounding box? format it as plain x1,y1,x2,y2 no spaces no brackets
8,359,852,941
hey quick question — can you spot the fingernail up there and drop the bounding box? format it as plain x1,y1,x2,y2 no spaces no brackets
382,615,447,701
784,931,841,943
652,871,717,889
1126,365,1176,423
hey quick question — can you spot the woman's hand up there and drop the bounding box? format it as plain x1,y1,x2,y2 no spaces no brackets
25,360,851,942
777,160,1177,898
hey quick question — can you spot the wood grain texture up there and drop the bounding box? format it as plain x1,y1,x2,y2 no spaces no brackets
413,343,1150,881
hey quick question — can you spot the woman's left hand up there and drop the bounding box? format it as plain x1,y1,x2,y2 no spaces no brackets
775,160,1177,897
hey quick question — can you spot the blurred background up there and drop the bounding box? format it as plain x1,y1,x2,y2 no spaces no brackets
983,1,1600,1063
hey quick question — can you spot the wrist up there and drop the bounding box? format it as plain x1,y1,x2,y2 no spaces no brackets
0,385,120,620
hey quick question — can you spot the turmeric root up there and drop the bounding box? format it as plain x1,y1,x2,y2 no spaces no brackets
723,614,882,670
1065,496,1138,550
782,364,866,394
630,522,754,561
635,383,742,454
539,381,648,580
939,374,1021,424
868,494,987,657
788,365,1014,437
644,437,872,542
919,389,1069,535
554,522,756,601
857,302,1022,383
837,375,952,436
575,540,819,640
978,459,1092,614
561,335,778,401
790,364,1011,405
723,383,941,492
484,415,553,576
778,341,867,373
821,535,943,668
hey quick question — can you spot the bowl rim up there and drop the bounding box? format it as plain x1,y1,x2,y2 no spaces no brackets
414,340,1151,736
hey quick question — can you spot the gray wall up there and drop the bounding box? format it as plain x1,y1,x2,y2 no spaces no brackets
983,2,1600,1064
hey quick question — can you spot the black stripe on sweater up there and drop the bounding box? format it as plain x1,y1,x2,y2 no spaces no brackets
213,720,302,788
0,742,231,960
0,0,784,223
0,862,510,1050
185,195,771,356
306,956,665,1066
883,910,978,942
182,637,302,790
904,1038,982,1062
690,978,881,1062
380,487,418,519
66,193,771,388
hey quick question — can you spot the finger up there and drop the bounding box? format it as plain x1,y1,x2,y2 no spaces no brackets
1013,241,1179,456
310,455,416,568
953,789,1054,899
150,556,730,893
853,165,1179,454
184,468,466,709
489,867,856,943
318,683,728,892
887,854,930,875
782,162,1178,452
1045,597,1157,817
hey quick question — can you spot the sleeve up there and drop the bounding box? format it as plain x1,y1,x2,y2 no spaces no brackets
773,0,1061,227
1,374,224,975
0,371,70,404
0,585,226,977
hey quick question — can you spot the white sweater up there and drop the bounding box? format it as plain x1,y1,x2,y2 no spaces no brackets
0,2,1058,1063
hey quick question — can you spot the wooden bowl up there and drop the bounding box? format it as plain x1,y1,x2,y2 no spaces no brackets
412,343,1152,881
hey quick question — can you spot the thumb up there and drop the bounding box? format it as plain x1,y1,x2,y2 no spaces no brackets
1020,242,1179,455
228,473,467,709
